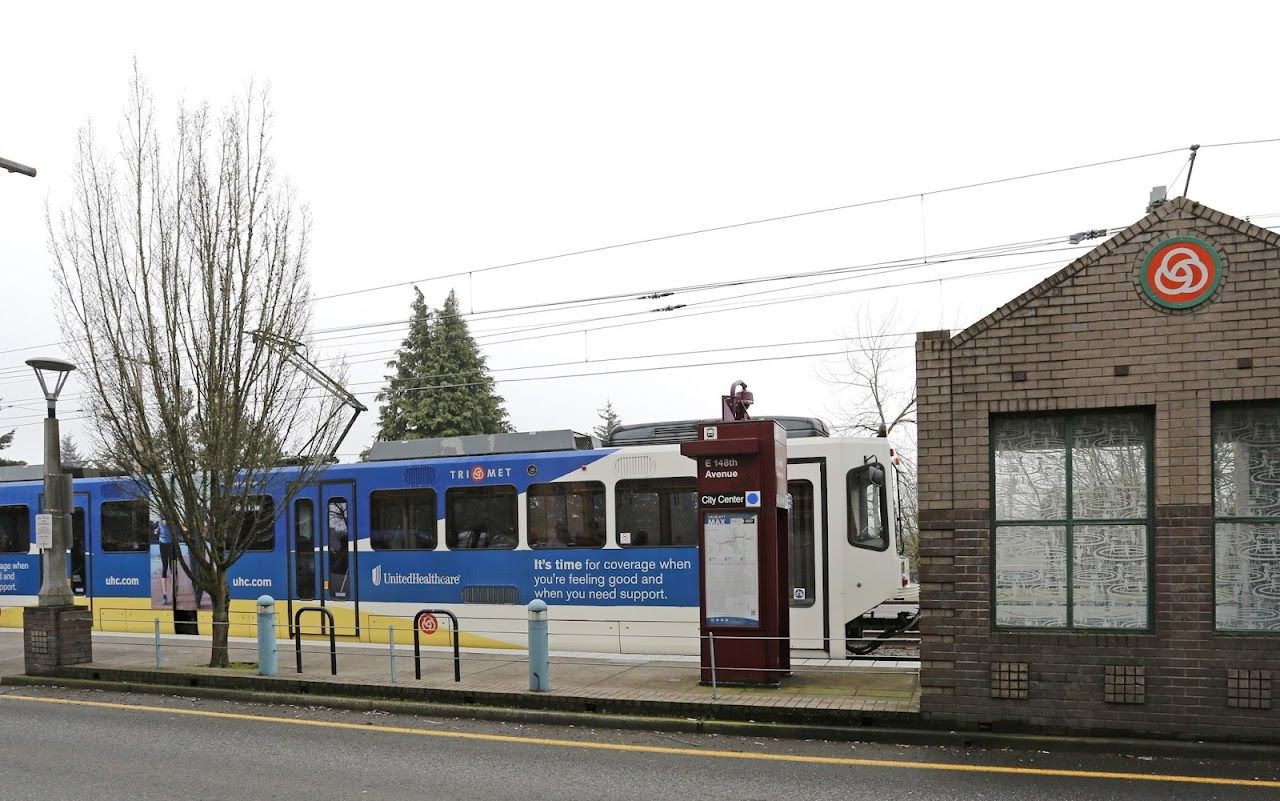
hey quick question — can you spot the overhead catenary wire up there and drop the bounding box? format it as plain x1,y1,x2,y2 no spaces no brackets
0,339,919,432
3,138,1279,438
310,144,1210,303
0,250,1077,412
298,233,1104,358
3,138,1277,366
0,252,1075,423
0,230,1102,389
0,327,920,424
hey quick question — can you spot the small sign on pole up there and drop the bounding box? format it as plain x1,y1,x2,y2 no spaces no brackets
35,513,53,550
418,612,438,635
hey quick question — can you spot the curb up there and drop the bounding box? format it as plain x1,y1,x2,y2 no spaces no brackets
6,671,1280,762
11,664,919,729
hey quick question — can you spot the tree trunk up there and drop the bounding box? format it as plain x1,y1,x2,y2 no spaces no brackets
209,576,231,668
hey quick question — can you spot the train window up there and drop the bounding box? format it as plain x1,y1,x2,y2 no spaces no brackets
0,505,29,553
328,497,350,601
231,496,276,552
446,486,517,550
616,478,698,548
102,499,150,552
71,508,87,595
847,465,888,551
788,480,816,607
294,499,315,600
370,489,437,550
528,482,605,549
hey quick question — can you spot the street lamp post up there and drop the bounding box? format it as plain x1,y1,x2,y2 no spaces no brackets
1,156,37,178
27,357,76,607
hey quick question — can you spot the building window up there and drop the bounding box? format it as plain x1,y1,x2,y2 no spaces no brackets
1213,404,1280,632
528,482,605,548
370,489,437,550
992,411,1151,629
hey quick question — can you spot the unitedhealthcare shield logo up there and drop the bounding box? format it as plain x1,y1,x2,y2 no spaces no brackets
372,565,382,587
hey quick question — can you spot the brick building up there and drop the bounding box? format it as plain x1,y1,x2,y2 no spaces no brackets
916,197,1278,741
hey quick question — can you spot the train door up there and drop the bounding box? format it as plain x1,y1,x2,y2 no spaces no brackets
787,461,827,651
290,494,319,605
288,482,356,609
70,493,90,603
321,483,354,605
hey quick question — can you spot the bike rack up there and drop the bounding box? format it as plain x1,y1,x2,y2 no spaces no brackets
293,606,337,675
412,608,461,682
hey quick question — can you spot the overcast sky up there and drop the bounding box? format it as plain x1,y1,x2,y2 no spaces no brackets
2,2,1279,464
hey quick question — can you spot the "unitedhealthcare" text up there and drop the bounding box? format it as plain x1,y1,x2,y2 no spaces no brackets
372,566,461,586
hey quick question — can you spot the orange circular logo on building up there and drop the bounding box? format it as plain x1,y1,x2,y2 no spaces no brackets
1140,236,1222,309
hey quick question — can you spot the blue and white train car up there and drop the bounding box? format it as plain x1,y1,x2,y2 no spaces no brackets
0,419,905,657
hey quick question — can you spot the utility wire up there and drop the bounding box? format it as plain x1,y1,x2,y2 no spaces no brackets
311,145,1204,302
5,138,1277,363
1,246,1073,405
0,231,1099,386
0,252,1069,416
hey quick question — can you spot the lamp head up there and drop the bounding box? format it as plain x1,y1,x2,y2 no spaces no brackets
25,357,76,374
26,356,76,405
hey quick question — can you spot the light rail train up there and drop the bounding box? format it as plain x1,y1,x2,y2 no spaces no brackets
0,418,907,657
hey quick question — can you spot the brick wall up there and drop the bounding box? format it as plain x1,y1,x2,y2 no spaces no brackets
23,605,93,674
916,198,1280,741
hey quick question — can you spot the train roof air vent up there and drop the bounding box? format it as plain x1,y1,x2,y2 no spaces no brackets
367,430,598,462
605,416,829,447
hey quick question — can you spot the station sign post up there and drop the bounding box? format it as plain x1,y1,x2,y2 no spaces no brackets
680,419,789,685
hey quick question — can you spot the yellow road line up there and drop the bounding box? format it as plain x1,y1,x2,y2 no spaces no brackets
3,693,1278,790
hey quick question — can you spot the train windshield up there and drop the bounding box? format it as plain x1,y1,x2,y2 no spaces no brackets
847,464,888,551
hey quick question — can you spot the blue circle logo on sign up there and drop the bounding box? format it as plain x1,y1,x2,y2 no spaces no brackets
745,491,761,507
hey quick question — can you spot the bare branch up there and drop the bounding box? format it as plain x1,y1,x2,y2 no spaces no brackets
48,72,345,667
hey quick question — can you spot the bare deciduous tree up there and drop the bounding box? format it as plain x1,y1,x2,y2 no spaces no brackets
48,71,348,667
822,307,919,577
823,309,916,438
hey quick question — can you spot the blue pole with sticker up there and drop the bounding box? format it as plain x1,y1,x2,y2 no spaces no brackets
256,594,278,677
528,599,549,692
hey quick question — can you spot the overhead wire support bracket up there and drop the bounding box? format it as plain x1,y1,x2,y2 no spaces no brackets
1068,229,1109,245
249,329,368,462
1183,143,1200,197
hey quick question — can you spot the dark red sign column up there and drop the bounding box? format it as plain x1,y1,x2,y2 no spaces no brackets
680,420,789,685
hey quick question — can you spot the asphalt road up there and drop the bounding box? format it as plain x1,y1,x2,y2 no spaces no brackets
1,686,1278,801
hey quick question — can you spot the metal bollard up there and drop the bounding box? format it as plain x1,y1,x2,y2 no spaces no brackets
256,594,278,677
708,631,718,699
388,625,397,684
527,599,549,692
154,619,162,669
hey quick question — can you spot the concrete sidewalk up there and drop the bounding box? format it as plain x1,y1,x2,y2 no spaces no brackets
0,629,920,728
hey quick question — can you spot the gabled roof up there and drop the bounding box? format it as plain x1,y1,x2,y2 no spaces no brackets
951,196,1280,348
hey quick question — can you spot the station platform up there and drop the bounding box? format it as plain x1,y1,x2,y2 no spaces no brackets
0,628,919,731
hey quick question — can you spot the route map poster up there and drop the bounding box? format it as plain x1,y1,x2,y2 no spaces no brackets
703,511,759,627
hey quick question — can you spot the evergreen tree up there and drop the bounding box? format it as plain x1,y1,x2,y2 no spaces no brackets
374,288,511,441
60,435,86,468
419,290,511,437
375,287,434,441
594,399,622,440
0,425,22,467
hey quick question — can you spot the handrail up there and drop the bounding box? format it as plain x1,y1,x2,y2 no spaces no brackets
293,606,337,675
412,608,461,682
